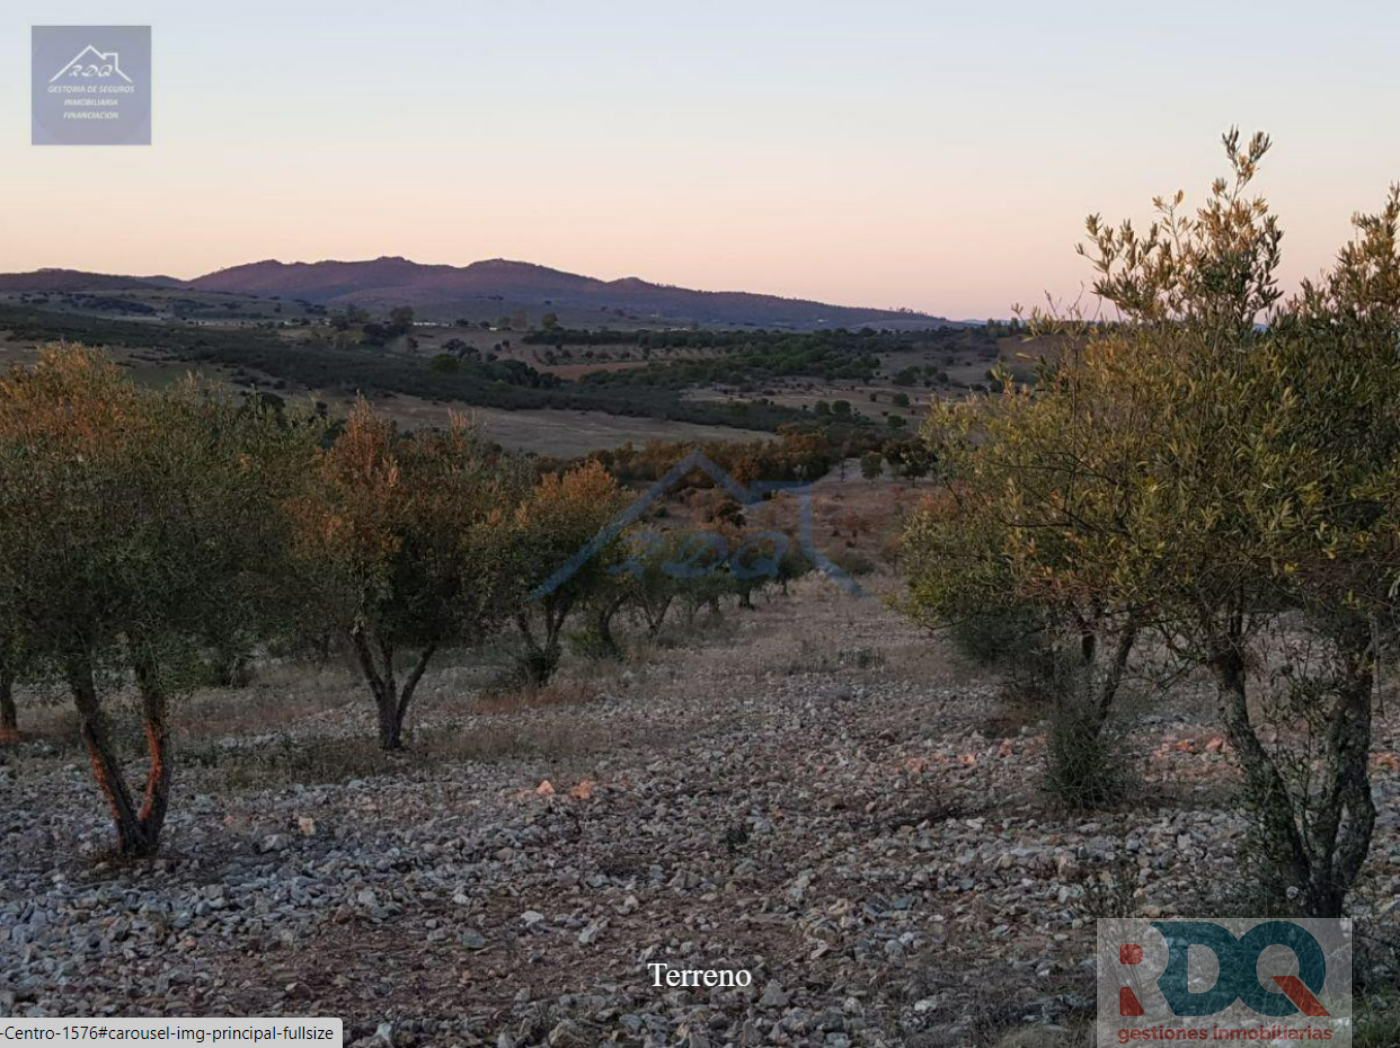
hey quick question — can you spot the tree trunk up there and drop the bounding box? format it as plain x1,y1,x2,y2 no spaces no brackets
349,628,436,751
1094,618,1139,726
595,597,626,660
643,596,672,637
132,657,172,849
1209,628,1377,919
1305,637,1377,918
68,656,166,857
1210,646,1313,908
392,642,436,749
516,599,569,686
0,671,17,744
374,690,401,749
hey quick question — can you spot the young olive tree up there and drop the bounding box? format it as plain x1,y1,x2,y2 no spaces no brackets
289,401,519,749
0,347,311,855
905,131,1400,912
508,460,628,686
902,297,1159,807
1074,135,1399,915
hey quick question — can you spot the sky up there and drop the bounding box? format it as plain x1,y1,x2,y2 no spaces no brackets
4,1,1399,320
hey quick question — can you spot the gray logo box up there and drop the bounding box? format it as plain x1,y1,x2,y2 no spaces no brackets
32,26,151,146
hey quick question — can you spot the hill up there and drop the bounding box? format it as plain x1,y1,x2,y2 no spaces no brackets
0,258,951,330
0,269,182,293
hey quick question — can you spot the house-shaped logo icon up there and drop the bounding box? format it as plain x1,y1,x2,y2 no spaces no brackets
532,449,865,600
50,44,132,83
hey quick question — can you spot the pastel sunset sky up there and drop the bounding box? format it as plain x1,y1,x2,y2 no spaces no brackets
5,1,1399,319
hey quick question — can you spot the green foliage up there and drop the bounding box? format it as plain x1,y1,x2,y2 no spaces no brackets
0,305,811,432
597,430,838,488
945,605,1049,669
289,401,520,748
505,460,630,685
576,330,899,390
0,346,317,853
903,130,1400,908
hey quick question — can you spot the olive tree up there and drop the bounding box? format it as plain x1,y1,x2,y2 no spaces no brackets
904,131,1400,913
507,460,628,685
289,401,520,749
0,347,310,855
1074,135,1398,914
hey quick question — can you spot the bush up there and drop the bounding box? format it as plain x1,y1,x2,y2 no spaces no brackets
1041,689,1132,809
946,605,1049,668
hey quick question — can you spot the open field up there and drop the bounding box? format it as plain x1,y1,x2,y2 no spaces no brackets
5,469,1400,1046
316,398,770,458
7,573,1400,1046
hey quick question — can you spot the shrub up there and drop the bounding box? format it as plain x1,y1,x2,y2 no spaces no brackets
946,604,1050,668
1041,685,1132,809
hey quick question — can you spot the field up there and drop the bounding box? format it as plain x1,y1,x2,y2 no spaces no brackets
0,296,1033,458
5,469,1400,1046
7,226,1400,1048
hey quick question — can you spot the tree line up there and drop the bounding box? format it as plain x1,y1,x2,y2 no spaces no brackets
0,355,820,856
0,307,814,433
520,326,970,349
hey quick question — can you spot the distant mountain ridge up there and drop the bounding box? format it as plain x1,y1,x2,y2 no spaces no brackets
0,258,950,329
0,269,183,293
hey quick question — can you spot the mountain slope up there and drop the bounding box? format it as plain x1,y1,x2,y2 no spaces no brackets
0,269,182,293
0,258,950,329
187,257,945,328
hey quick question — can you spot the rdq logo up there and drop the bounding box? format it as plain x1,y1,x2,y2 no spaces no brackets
1097,918,1351,1046
31,26,151,146
49,44,132,82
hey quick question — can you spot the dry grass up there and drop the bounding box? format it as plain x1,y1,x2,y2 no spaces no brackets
471,679,601,714
186,716,609,791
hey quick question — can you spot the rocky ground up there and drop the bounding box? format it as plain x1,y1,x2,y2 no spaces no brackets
3,578,1400,1048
